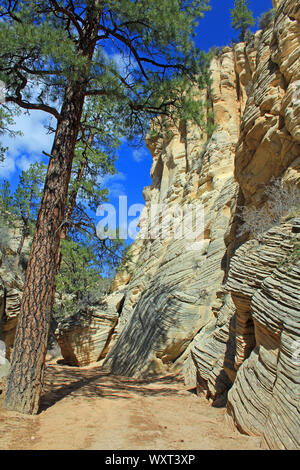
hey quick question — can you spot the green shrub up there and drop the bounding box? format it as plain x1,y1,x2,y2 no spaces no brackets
238,179,300,240
258,9,275,30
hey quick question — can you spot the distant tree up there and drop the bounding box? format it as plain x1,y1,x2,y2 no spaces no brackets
0,179,13,216
11,162,47,265
54,235,123,321
55,238,107,318
59,95,121,242
230,0,255,41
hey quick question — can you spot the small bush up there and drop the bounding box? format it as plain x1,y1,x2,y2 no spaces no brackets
258,9,275,30
243,29,255,45
0,226,11,253
245,81,253,97
209,46,223,58
238,179,300,240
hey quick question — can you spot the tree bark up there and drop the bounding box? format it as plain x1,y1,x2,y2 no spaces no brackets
4,5,101,414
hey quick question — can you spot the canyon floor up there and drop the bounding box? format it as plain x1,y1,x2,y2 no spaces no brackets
0,361,262,451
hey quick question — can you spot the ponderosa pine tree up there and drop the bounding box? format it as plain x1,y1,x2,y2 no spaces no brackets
0,180,13,216
230,0,255,41
0,0,211,414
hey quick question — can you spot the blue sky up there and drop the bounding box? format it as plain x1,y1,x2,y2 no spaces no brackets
0,0,273,237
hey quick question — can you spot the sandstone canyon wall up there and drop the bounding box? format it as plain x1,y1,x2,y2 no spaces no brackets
103,0,300,449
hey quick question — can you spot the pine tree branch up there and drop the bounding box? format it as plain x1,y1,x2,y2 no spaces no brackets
4,67,61,120
6,95,61,121
49,0,84,40
1,0,22,23
97,26,149,80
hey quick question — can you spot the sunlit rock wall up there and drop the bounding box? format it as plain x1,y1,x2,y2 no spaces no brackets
225,0,300,449
104,45,244,378
103,0,300,449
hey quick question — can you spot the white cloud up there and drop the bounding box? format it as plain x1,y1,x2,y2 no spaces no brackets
108,182,127,198
16,154,44,172
132,147,151,163
103,50,138,80
0,156,16,178
99,171,127,199
0,108,54,178
4,110,54,158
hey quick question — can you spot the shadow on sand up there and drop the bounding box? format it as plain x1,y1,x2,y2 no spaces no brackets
39,363,185,413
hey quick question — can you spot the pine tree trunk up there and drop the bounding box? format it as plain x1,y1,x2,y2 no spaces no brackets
4,86,86,414
4,3,101,415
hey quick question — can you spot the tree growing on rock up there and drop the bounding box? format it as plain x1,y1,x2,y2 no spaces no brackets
0,0,211,415
230,0,255,41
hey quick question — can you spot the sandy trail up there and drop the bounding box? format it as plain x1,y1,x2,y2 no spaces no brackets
0,362,261,450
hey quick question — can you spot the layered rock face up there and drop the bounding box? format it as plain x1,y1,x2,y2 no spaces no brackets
102,0,300,449
224,0,300,449
0,222,28,360
103,44,244,379
226,221,300,449
56,290,125,366
0,221,60,365
2,0,298,450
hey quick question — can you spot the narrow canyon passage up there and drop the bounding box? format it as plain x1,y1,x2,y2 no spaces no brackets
0,362,261,450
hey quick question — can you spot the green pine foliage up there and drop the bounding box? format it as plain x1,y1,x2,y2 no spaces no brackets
13,162,46,231
54,229,128,320
230,0,255,41
0,160,127,318
54,238,112,320
0,161,46,226
258,9,275,30
0,104,22,161
0,179,13,216
0,0,212,140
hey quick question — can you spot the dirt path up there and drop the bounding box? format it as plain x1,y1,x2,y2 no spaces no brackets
0,362,261,450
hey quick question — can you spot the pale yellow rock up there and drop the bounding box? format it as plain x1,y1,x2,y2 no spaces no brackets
227,222,300,450
104,45,243,380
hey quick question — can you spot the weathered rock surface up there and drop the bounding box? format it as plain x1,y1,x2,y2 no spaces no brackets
0,225,25,360
0,220,59,363
1,0,299,450
102,0,300,449
0,340,10,383
226,220,300,449
103,44,243,378
222,0,300,449
56,291,125,366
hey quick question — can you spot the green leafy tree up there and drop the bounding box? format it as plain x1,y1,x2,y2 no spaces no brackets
0,0,211,414
54,233,126,321
12,162,47,265
258,8,275,31
0,179,13,216
54,238,111,320
230,0,255,41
